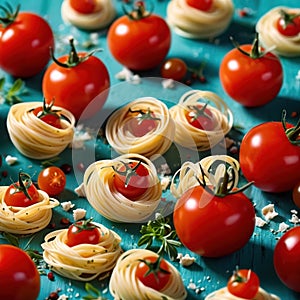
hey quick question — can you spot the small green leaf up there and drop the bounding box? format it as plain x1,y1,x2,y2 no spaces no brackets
0,77,5,91
8,78,24,93
0,232,19,247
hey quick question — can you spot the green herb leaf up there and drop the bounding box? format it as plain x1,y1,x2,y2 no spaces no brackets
137,213,181,260
82,283,108,300
0,231,19,247
0,77,27,105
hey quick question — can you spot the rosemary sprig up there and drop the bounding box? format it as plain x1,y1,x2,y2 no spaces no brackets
137,213,181,260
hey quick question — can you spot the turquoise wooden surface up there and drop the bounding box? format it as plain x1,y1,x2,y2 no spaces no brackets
0,0,300,299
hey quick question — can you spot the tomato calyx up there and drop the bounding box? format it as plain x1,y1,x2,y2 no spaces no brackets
129,107,161,124
137,255,171,283
279,9,300,30
50,38,102,68
0,3,20,28
196,162,253,198
71,218,98,233
187,102,212,122
282,110,300,145
230,32,266,59
122,1,153,20
11,172,35,201
112,160,144,187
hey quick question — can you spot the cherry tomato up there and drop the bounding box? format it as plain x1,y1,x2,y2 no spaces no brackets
32,99,62,129
173,185,255,257
274,226,300,292
186,0,213,11
4,172,40,207
239,116,300,193
184,104,215,130
69,0,97,14
227,269,260,299
219,34,283,107
113,161,150,200
135,256,171,291
107,2,171,70
0,244,40,300
125,108,159,137
66,218,101,247
292,181,300,208
38,166,66,196
0,4,54,78
276,10,300,37
42,38,110,120
160,58,187,81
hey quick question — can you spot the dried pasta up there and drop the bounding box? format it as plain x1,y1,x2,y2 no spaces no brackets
83,153,162,223
170,155,240,199
7,102,75,159
166,0,234,39
169,90,233,151
61,0,116,30
105,97,175,158
41,222,122,281
109,248,187,300
256,6,300,57
205,286,280,300
0,186,59,235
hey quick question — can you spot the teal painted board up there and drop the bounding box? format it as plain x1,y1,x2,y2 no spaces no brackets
0,0,300,299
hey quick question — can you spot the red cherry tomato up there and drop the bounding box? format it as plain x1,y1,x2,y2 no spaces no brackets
66,218,101,247
38,166,66,196
4,172,40,207
42,38,110,120
125,108,159,137
276,10,300,37
292,181,300,208
219,34,283,107
107,2,171,70
0,4,54,78
113,161,150,200
160,58,188,81
227,269,260,299
0,244,40,300
69,0,97,14
135,256,171,291
173,185,255,257
186,0,213,11
184,104,215,130
240,117,300,193
32,99,62,129
274,226,300,292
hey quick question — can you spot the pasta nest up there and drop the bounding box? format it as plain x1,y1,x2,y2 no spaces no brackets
7,102,75,159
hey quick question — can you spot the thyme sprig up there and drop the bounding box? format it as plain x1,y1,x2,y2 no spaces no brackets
138,213,181,260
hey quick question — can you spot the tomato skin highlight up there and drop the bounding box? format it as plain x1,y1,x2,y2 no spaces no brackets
0,244,40,300
240,122,300,193
107,14,171,71
219,44,283,107
274,226,300,292
135,256,171,291
160,58,187,81
0,12,54,78
42,53,110,120
38,166,66,196
227,269,260,299
173,185,255,257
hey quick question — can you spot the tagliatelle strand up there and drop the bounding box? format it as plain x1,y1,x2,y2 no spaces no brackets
6,102,75,159
83,153,162,223
256,6,300,57
166,0,234,39
0,187,59,235
170,155,240,199
105,97,175,158
61,0,116,30
169,90,233,151
41,222,122,281
109,248,187,300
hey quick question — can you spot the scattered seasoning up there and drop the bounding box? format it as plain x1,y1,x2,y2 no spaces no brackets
60,163,72,174
60,217,71,226
1,170,8,178
46,289,61,300
291,111,298,118
47,272,55,281
77,162,85,172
